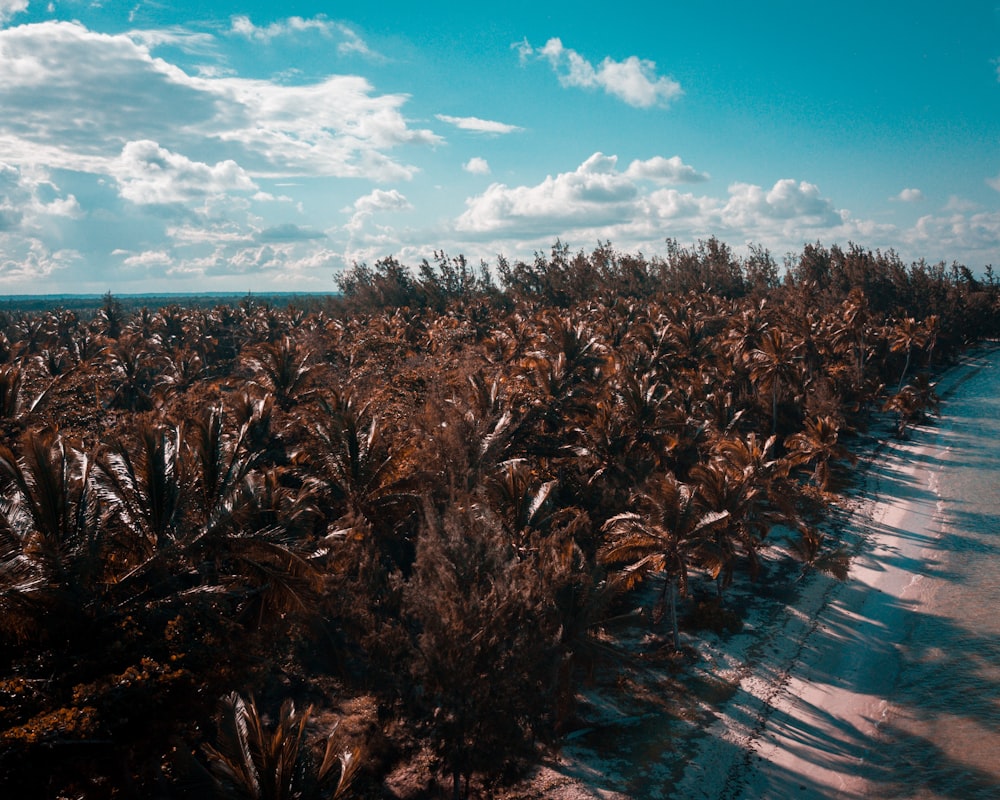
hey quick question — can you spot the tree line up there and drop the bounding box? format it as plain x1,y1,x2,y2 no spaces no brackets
0,238,996,799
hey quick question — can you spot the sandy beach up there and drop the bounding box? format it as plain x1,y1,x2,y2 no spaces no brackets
669,349,999,800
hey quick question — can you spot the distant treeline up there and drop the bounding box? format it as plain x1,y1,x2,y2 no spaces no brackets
0,292,335,315
335,238,999,333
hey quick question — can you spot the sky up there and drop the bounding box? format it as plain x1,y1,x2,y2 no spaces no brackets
0,1,998,294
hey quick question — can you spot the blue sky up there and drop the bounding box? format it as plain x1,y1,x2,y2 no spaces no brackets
0,1,998,294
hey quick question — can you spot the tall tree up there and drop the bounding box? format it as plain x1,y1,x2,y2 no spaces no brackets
600,473,729,649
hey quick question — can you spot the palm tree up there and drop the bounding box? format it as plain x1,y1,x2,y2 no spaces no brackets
102,335,166,411
688,459,761,593
243,336,317,410
420,371,525,493
600,473,729,649
95,420,184,558
0,364,21,419
883,373,940,438
96,412,320,626
887,316,927,391
201,692,359,800
829,288,873,389
0,428,99,643
303,391,420,569
0,429,99,603
748,327,803,434
784,415,854,492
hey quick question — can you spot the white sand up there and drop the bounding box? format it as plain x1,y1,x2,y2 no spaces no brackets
672,354,991,800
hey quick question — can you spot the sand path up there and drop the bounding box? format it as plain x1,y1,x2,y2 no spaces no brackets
672,353,992,800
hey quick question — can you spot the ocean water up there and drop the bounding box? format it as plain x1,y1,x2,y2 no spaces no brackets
863,350,1000,799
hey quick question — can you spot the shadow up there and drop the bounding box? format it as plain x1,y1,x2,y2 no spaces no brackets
543,353,1000,799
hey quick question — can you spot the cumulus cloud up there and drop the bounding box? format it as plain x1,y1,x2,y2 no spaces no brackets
229,14,377,58
988,173,1000,192
345,188,411,234
894,187,924,202
625,155,709,183
0,0,26,26
113,140,257,205
349,188,411,215
0,239,79,283
456,153,852,261
518,37,682,108
463,157,491,175
435,114,524,135
0,161,81,228
457,152,639,233
906,210,1000,255
722,179,842,228
0,21,437,182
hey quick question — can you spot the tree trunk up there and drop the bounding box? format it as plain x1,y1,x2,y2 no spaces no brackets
771,379,779,434
669,577,680,651
898,348,911,392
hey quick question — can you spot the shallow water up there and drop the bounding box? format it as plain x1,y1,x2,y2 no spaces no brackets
863,352,1000,798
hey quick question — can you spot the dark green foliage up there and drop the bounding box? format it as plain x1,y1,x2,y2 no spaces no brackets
403,500,564,798
198,692,360,800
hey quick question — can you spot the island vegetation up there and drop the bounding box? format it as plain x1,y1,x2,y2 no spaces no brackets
0,238,997,799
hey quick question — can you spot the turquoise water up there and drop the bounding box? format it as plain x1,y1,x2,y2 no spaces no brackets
862,351,1000,798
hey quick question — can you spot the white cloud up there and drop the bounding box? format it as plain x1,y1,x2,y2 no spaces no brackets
229,14,378,58
944,195,979,212
334,24,379,58
349,188,411,215
121,249,174,268
987,173,1000,192
722,179,842,227
0,238,79,283
39,194,82,218
0,21,438,182
435,114,524,135
166,221,249,247
126,27,218,55
457,152,639,233
455,154,856,263
345,188,411,234
230,14,335,42
625,155,709,183
906,210,1000,255
0,0,26,26
463,157,491,175
519,37,682,108
0,161,82,228
894,187,924,202
113,140,257,205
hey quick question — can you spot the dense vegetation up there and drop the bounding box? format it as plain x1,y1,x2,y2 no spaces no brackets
0,238,996,799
